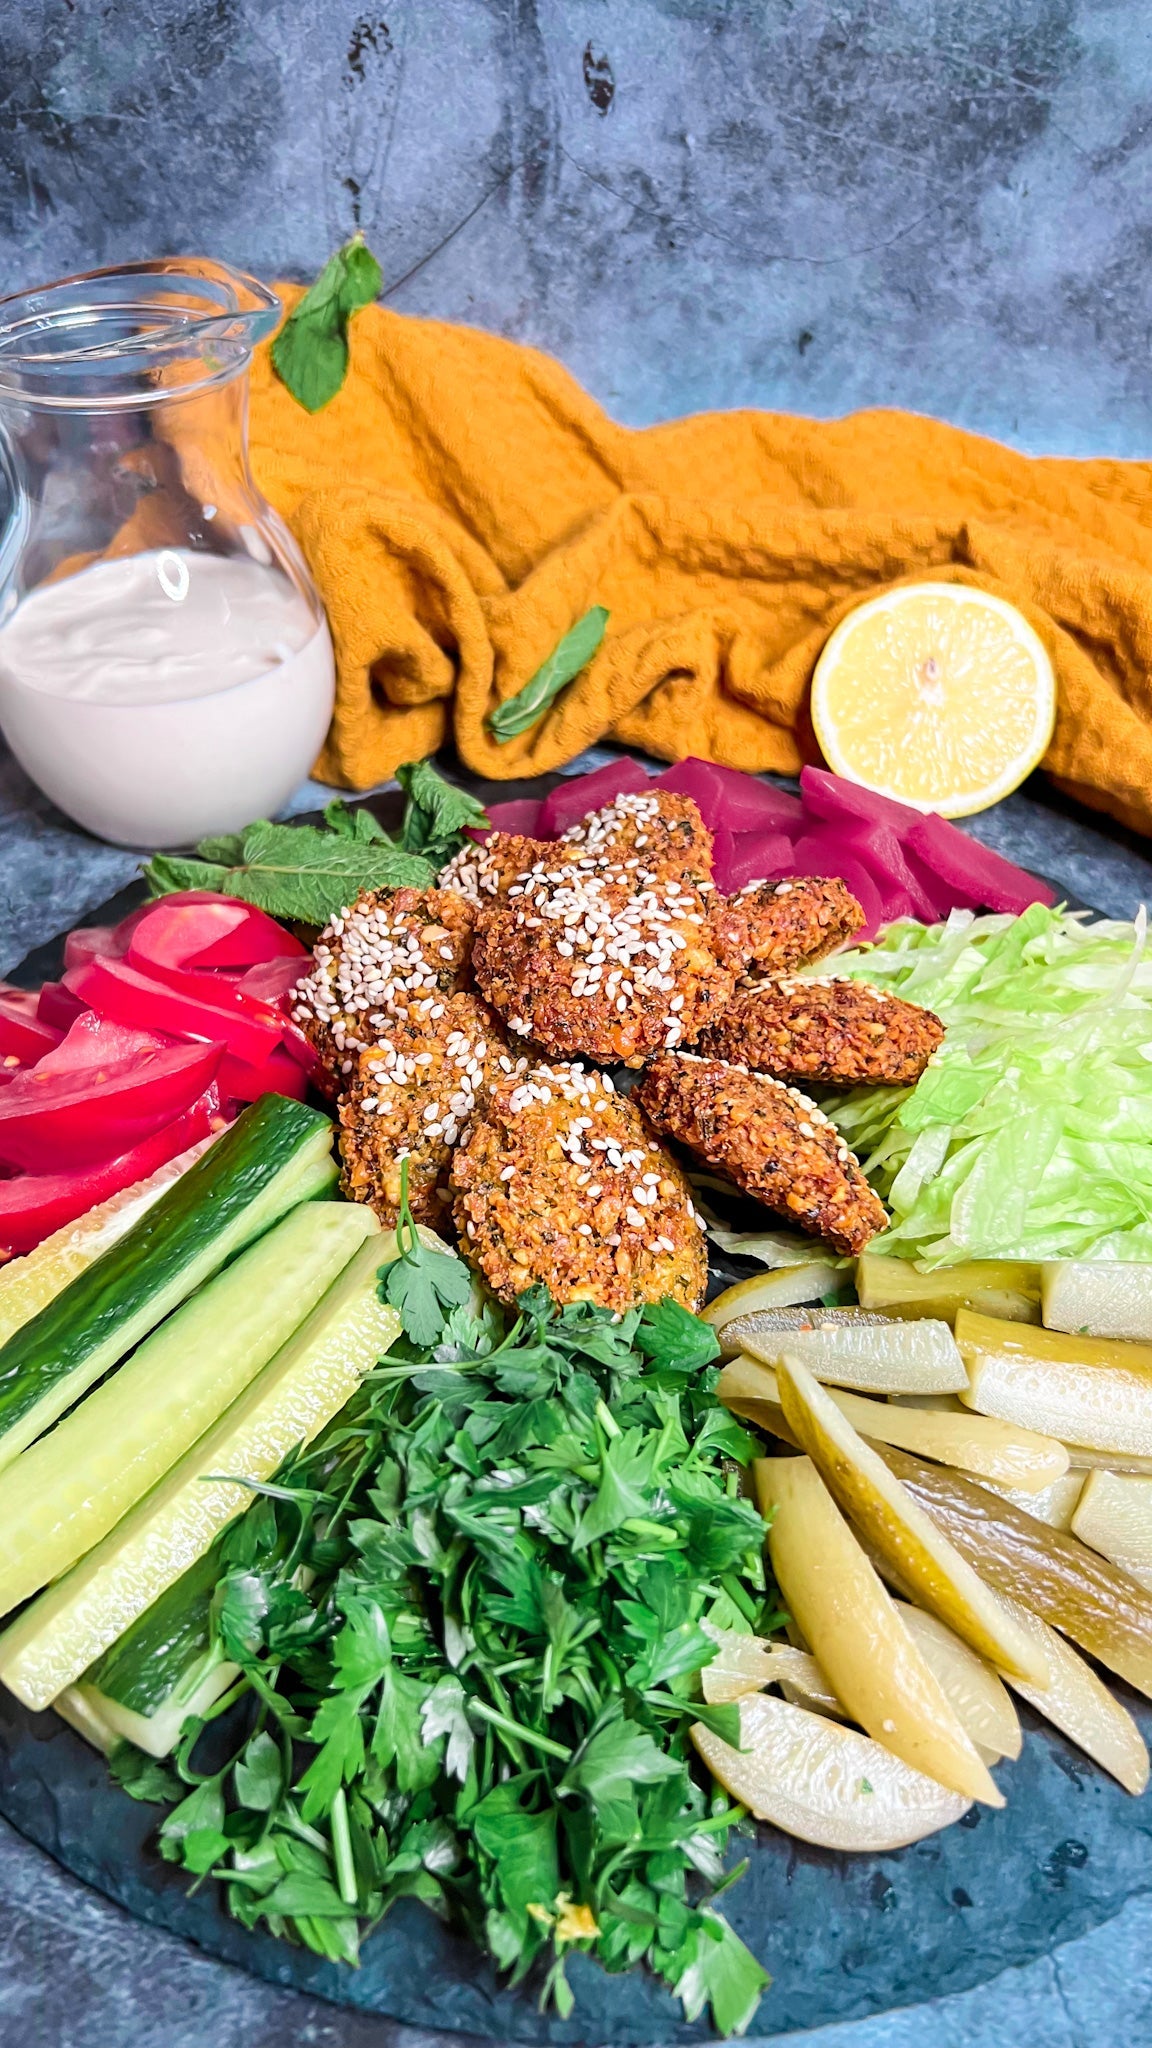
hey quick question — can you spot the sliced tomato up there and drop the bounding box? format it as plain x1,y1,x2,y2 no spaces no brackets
36,981,89,1034
0,1036,223,1171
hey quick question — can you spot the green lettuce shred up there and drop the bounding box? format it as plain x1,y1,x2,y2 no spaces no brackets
815,903,1152,1267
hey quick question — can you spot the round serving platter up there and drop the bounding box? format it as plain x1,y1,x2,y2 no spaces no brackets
0,768,1144,2042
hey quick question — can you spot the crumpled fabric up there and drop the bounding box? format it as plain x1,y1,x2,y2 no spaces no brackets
248,287,1152,833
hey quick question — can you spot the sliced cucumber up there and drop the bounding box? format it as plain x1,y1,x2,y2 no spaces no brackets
64,1547,236,1759
0,1232,402,1711
0,1094,336,1471
0,1199,376,1624
0,1132,218,1351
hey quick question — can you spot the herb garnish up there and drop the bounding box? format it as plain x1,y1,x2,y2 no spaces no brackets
271,233,384,413
120,1185,774,2031
488,606,610,742
143,759,489,927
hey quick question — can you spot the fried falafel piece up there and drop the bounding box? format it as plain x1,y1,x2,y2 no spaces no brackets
473,860,735,1067
437,832,560,907
451,1061,706,1313
697,977,945,1088
338,993,515,1230
560,788,714,885
291,887,476,1087
709,876,865,980
635,1050,887,1256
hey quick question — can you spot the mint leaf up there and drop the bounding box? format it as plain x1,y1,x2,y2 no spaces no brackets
271,234,383,413
323,797,391,844
488,606,609,742
144,817,434,925
396,758,489,866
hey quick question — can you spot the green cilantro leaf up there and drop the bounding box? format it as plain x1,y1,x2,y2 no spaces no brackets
271,233,383,413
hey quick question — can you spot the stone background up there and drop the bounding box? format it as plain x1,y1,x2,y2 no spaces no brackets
3,1,1152,2043
1,0,1151,455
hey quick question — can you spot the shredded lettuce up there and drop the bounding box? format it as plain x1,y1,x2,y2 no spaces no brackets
815,903,1152,1267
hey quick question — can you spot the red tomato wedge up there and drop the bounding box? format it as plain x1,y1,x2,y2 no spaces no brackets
35,1013,170,1077
0,1092,222,1256
0,1036,222,1171
236,957,311,1006
0,986,62,1066
66,955,282,1067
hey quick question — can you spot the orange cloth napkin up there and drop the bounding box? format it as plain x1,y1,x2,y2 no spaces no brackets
248,290,1152,834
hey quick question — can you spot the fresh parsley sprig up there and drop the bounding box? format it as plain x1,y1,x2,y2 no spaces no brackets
143,757,489,927
120,1258,774,2033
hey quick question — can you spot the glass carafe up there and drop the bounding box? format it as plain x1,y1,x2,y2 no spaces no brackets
0,258,335,848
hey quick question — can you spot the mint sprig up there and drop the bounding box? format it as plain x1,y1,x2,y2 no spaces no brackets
271,233,383,413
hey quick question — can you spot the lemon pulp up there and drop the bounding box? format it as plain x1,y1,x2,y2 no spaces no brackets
811,583,1056,817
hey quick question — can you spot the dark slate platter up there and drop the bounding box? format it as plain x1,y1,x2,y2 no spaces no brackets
0,766,1141,2040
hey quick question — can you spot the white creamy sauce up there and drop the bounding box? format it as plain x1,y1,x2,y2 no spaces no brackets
0,549,336,847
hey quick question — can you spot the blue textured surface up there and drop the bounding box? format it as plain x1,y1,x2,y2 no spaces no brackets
3,0,1152,2040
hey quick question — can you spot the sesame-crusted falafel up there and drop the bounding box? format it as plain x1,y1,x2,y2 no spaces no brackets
437,832,560,907
451,1061,707,1312
697,978,945,1088
472,861,735,1066
709,876,865,980
635,1050,887,1256
292,887,476,1087
560,788,714,885
338,992,514,1229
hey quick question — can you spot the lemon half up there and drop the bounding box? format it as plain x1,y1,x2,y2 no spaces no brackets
811,583,1056,818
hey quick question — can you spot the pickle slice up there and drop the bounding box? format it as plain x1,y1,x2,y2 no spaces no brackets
996,1593,1148,1796
1042,1261,1152,1343
857,1254,1040,1325
874,1444,1152,1702
957,1309,1152,1457
1071,1470,1152,1591
699,1627,842,1714
977,1472,1085,1531
692,1694,970,1851
773,1354,1047,1685
704,1264,845,1330
721,1356,1067,1492
719,1309,967,1393
897,1603,1021,1762
755,1455,1000,1804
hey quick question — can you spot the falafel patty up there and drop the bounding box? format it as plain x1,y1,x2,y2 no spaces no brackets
292,887,476,1085
560,789,714,885
635,1050,887,1256
709,876,865,980
438,831,560,907
473,862,735,1066
697,978,945,1088
338,993,515,1230
451,1061,707,1312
